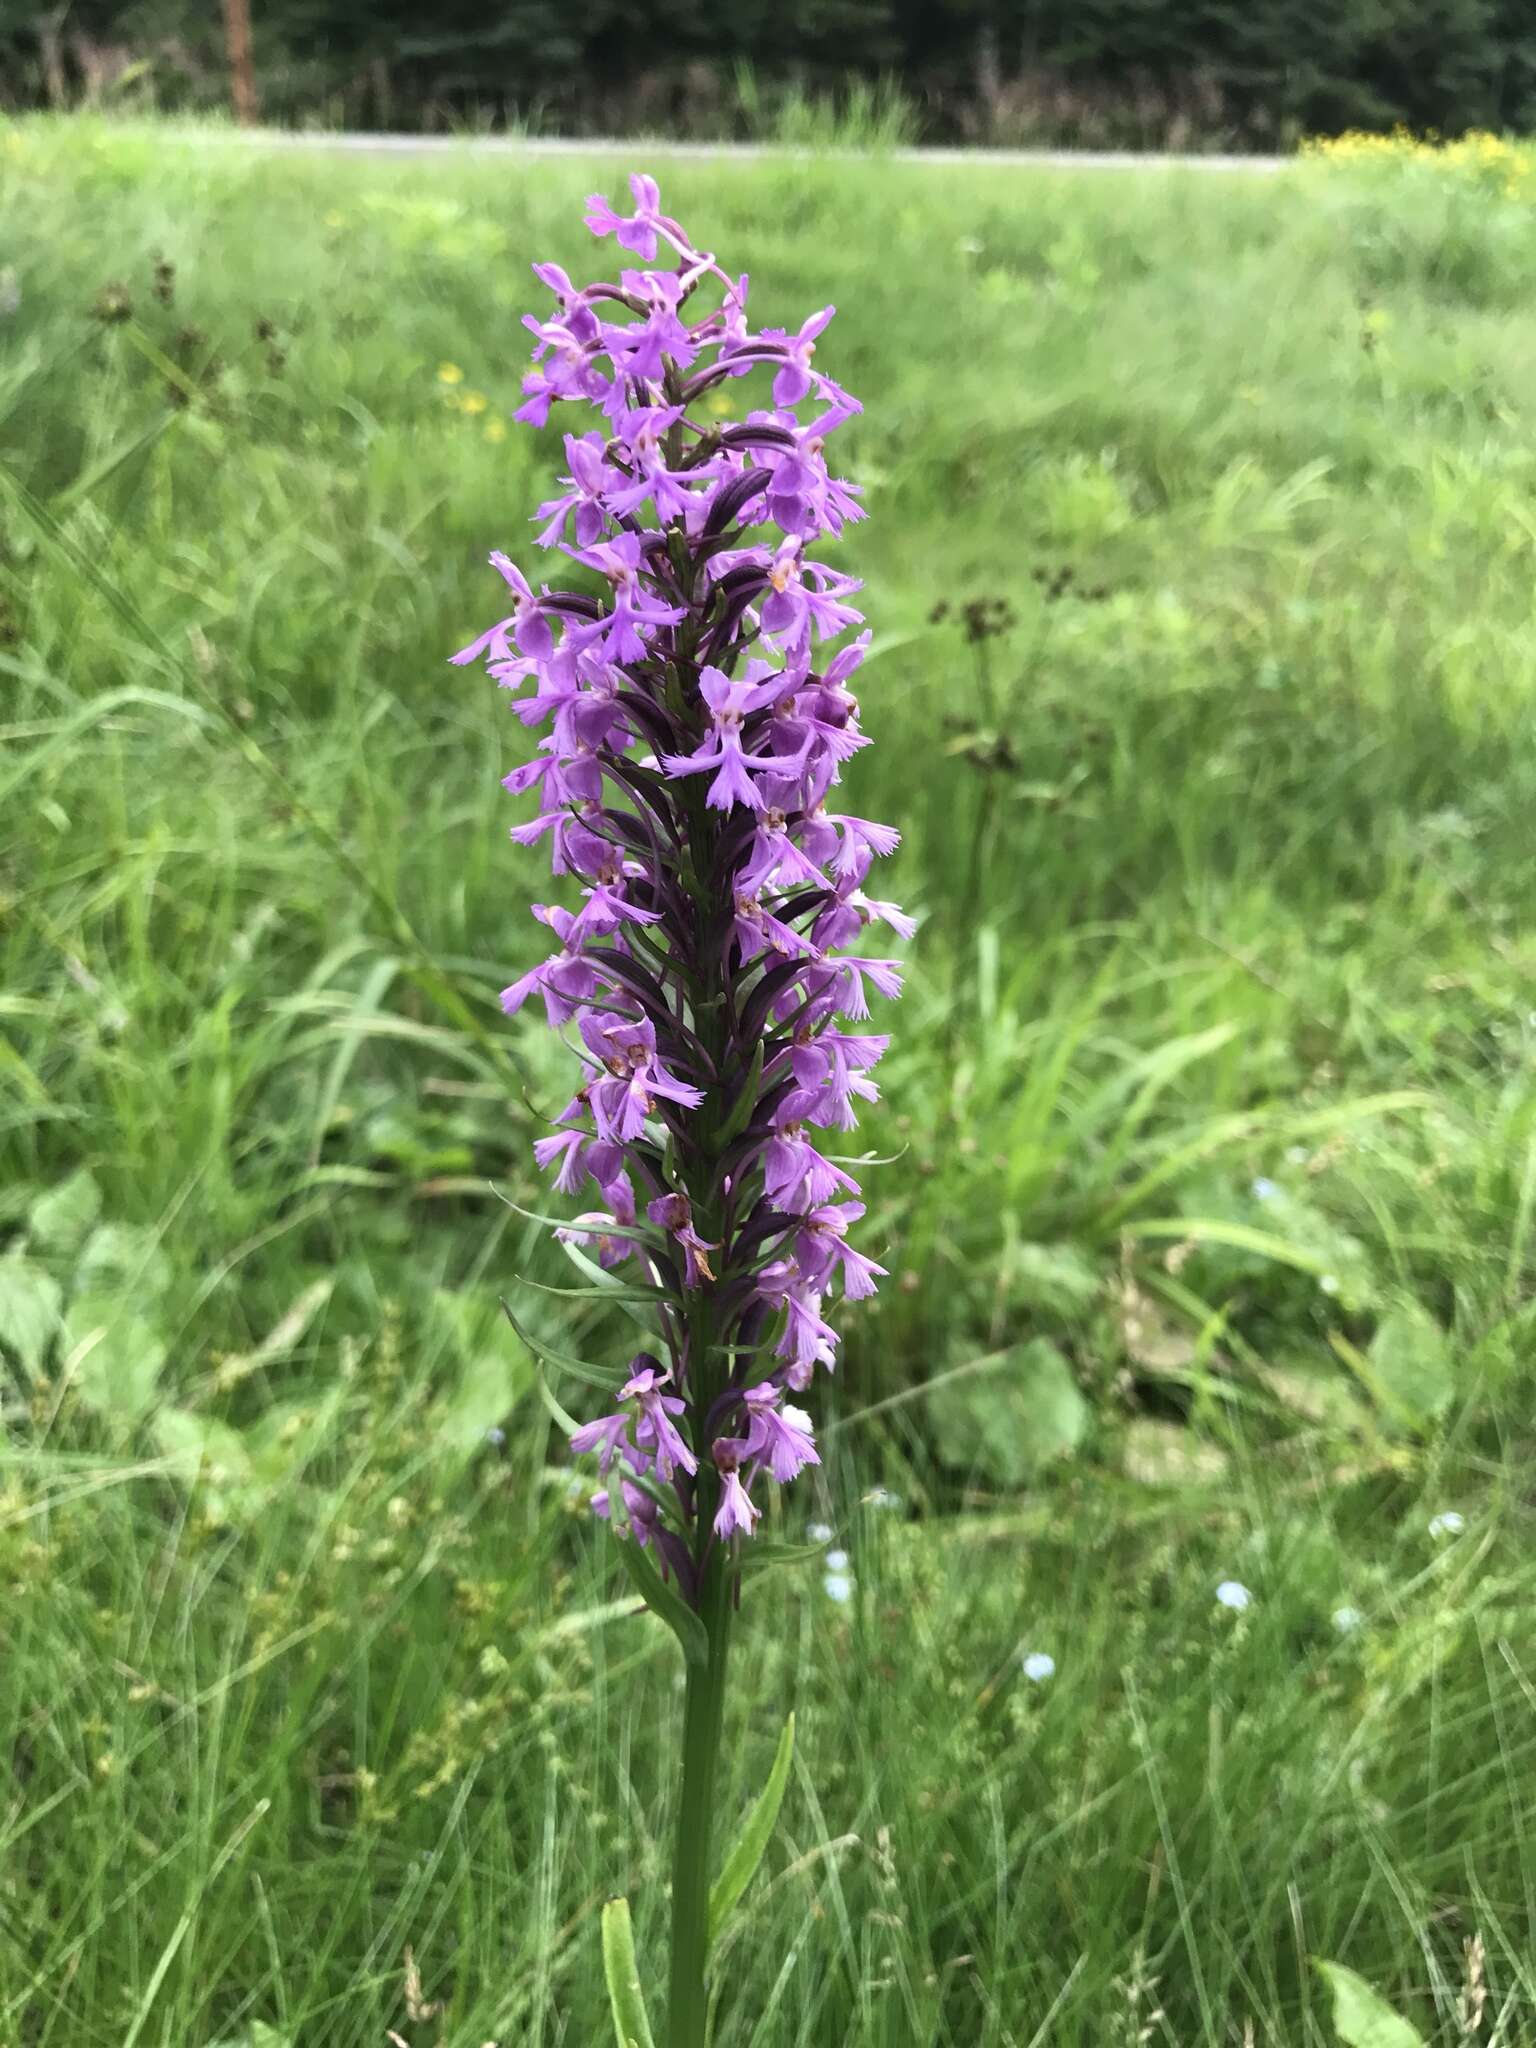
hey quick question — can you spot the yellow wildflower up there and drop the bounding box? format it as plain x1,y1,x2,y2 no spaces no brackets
437,362,464,386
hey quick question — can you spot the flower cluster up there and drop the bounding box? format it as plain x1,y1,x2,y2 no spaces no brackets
454,175,906,1601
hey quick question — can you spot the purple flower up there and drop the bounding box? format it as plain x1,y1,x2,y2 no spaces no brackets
766,306,836,407
454,174,906,1598
711,1439,761,1540
582,173,688,262
646,1192,719,1288
740,1382,820,1483
622,1358,698,1481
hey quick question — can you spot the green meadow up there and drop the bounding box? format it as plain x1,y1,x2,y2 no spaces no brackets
4,119,1536,2044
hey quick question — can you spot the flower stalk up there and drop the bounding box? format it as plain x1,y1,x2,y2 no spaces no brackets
454,172,906,2040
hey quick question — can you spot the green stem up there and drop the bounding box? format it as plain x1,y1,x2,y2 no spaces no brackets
668,1541,734,2048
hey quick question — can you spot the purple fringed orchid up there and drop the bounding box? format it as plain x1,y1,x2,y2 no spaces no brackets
457,173,905,1608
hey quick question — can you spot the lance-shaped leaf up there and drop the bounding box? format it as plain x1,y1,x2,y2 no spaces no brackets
1313,1961,1424,2048
610,1520,709,1669
500,1299,629,1394
737,1539,828,1581
714,1040,766,1150
708,1711,796,1945
601,1897,657,2048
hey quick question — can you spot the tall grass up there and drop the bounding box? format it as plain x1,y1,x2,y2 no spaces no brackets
3,119,1536,2042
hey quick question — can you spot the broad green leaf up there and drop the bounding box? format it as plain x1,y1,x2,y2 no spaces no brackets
0,1255,63,1377
600,1896,657,2048
1314,1960,1424,2048
1367,1305,1454,1433
1121,1418,1229,1486
709,1712,795,1944
928,1339,1088,1485
1008,1240,1101,1317
155,1409,256,1518
67,1293,166,1421
433,1320,529,1460
612,1532,708,1669
1259,1361,1371,1434
74,1222,172,1304
27,1170,101,1256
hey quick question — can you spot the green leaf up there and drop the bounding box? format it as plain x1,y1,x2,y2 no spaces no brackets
154,1409,257,1519
203,2025,291,2048
500,1300,629,1393
715,1038,766,1148
0,1255,63,1378
437,1342,529,1459
1121,1418,1230,1486
709,1712,795,1944
1314,1960,1425,2048
737,1539,829,1580
600,1896,657,2048
928,1338,1088,1485
67,1293,166,1421
1367,1305,1455,1433
612,1532,708,1669
554,1233,665,1334
26,1170,101,1256
1007,1240,1101,1317
74,1222,172,1304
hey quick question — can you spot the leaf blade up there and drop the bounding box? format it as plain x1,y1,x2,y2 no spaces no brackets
709,1711,796,1945
612,1532,709,1670
1314,1961,1424,2048
600,1896,657,2048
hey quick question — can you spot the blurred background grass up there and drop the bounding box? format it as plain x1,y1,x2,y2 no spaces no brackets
3,120,1536,2045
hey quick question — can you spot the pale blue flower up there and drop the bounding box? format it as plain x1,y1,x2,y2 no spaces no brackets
823,1571,854,1603
1215,1580,1252,1612
1428,1510,1465,1540
1021,1651,1055,1682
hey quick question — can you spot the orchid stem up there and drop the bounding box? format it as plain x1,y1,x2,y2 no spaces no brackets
669,1539,733,2048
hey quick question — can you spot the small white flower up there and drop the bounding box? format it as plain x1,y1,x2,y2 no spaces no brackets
1285,1144,1309,1166
1428,1510,1466,1540
824,1547,849,1572
823,1571,854,1604
1251,1177,1278,1202
485,1426,506,1448
1318,1273,1340,1296
1215,1580,1252,1612
807,1520,833,1545
1021,1651,1055,1682
866,1486,902,1511
1331,1605,1363,1633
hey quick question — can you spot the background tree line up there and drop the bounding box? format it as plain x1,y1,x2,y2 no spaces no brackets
7,0,1536,148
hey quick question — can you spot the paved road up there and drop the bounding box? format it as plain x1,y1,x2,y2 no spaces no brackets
170,128,1287,173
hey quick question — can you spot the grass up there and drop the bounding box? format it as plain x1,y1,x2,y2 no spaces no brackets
3,117,1536,2044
